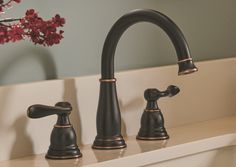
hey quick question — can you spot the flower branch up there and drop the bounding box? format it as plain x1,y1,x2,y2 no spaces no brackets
0,18,21,23
0,0,21,13
0,0,65,46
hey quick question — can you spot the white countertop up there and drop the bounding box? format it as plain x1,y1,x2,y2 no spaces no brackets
1,116,236,167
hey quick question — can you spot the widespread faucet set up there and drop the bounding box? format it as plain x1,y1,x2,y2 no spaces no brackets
27,9,198,159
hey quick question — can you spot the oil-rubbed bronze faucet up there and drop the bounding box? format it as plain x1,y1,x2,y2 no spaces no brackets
28,102,82,159
92,9,198,150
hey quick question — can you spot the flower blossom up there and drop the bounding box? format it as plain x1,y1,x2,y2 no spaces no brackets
0,1,65,46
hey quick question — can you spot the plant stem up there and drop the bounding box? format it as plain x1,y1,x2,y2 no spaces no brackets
0,0,14,8
0,18,20,23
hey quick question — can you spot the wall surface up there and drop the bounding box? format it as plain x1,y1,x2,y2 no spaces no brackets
0,0,236,85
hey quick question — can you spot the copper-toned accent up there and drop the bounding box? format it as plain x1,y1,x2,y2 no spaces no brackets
178,58,192,63
99,78,117,82
95,137,123,141
92,136,126,149
54,124,72,128
178,68,198,75
46,154,82,159
144,109,160,112
136,135,169,140
92,145,126,149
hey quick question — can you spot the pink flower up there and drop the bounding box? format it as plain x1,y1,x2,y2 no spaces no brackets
0,3,65,46
13,0,21,3
7,25,24,42
53,14,65,26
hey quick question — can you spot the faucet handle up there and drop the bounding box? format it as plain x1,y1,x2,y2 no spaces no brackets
166,85,180,97
27,102,72,119
27,102,82,159
144,85,180,101
137,85,179,140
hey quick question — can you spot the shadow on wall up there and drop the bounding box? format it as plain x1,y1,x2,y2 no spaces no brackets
9,116,34,159
119,97,144,137
0,46,57,85
0,86,14,160
63,79,82,146
0,46,58,160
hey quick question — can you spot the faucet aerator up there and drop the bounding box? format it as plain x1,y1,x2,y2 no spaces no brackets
178,60,198,75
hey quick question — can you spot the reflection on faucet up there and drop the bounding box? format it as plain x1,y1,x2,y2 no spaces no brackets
92,9,198,150
10,116,34,159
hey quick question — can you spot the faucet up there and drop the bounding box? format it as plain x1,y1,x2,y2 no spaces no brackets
92,9,198,150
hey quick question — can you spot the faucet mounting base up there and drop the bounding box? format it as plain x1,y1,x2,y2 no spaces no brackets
136,134,169,140
92,136,127,150
46,147,82,159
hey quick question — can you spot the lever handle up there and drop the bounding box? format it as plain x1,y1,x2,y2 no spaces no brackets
144,85,180,101
166,85,180,97
27,101,82,159
27,102,72,119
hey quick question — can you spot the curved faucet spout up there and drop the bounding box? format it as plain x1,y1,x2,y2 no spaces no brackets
101,9,197,78
92,9,198,150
